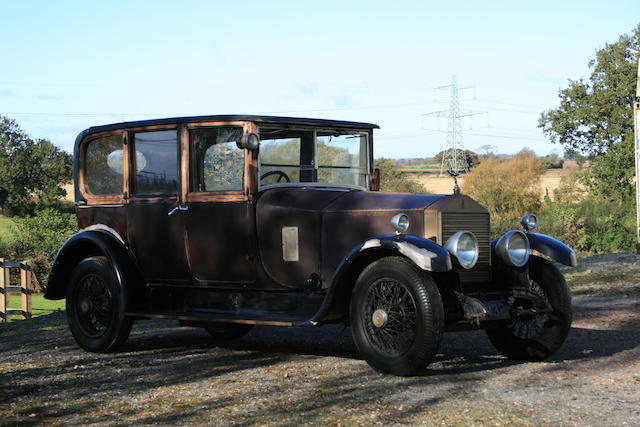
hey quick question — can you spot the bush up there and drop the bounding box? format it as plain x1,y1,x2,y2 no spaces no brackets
538,198,635,254
462,155,543,237
375,158,430,193
0,209,77,289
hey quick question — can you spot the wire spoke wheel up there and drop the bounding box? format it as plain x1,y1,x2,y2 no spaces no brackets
486,256,572,361
363,279,417,356
75,273,113,337
350,257,444,376
67,256,133,352
509,278,549,340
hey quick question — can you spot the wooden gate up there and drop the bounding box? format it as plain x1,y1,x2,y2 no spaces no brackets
0,259,33,322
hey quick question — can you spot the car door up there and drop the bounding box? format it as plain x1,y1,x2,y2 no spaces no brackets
184,125,256,284
126,128,191,284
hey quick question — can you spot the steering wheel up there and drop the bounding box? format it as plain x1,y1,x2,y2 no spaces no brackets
260,170,291,183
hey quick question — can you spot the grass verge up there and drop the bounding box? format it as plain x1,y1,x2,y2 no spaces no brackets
1,291,66,336
1,294,65,337
561,252,640,296
5,294,65,319
0,312,65,337
0,215,12,241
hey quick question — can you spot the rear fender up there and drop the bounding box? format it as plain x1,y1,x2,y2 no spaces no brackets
44,231,146,314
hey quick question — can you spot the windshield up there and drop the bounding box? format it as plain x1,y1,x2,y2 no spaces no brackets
258,127,369,188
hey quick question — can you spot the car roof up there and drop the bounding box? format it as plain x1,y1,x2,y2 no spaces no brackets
78,114,379,138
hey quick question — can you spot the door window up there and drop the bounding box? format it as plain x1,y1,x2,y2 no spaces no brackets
191,127,244,192
131,130,179,194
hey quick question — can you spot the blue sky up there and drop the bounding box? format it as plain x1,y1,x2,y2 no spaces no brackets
1,1,638,158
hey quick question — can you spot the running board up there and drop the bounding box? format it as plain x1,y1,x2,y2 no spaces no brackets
124,309,310,327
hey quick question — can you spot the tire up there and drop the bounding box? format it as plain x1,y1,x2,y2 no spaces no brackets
350,256,444,376
486,256,572,360
66,256,133,352
205,323,253,340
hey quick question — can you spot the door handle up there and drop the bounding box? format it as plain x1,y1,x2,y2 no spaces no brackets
167,205,189,216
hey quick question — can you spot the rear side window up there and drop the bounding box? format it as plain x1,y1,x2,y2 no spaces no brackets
132,130,179,194
84,135,124,196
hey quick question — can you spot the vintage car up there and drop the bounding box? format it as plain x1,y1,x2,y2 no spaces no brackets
45,115,577,376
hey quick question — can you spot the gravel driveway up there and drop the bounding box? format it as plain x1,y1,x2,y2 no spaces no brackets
1,294,639,426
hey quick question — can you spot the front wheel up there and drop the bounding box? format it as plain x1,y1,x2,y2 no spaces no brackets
486,256,572,360
350,257,444,376
66,256,133,352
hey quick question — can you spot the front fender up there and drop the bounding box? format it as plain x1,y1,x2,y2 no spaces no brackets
527,232,578,267
296,234,452,326
352,235,453,273
45,231,145,312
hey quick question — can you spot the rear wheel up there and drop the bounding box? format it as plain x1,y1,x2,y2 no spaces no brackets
486,256,572,360
350,257,444,376
66,256,133,352
205,323,253,340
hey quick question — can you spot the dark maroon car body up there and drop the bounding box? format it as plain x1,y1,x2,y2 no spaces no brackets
45,115,577,375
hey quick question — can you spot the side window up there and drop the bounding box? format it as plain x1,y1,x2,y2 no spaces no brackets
191,127,244,192
84,135,124,196
132,130,179,194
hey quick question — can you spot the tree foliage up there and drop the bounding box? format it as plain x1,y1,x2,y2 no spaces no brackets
0,115,72,215
538,24,639,203
539,24,639,155
433,149,479,169
0,209,77,288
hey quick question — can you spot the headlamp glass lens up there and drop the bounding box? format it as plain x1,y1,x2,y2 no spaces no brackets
508,232,529,266
457,233,477,268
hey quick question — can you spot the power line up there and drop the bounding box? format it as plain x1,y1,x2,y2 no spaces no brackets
465,131,547,141
472,98,546,110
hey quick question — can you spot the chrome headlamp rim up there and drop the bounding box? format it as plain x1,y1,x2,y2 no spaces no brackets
520,213,538,231
444,230,479,270
496,230,530,268
390,213,410,235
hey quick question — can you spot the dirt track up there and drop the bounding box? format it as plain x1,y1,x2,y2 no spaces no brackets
1,293,639,426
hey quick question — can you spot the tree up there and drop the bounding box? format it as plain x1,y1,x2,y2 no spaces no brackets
477,144,496,156
563,148,588,167
0,115,72,215
538,24,639,202
432,149,480,170
515,147,537,158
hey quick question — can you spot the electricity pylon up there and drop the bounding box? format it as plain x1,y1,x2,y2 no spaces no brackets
423,75,484,175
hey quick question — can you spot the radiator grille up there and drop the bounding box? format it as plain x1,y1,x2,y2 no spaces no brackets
441,212,491,283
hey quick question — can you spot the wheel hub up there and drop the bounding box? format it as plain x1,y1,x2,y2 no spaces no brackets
371,309,388,328
80,298,92,313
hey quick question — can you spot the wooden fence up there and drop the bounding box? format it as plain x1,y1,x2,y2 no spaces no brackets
0,259,33,322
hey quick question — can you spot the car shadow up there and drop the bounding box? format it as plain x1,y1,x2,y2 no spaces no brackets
121,303,640,378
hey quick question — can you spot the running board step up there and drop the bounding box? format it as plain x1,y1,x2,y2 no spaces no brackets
124,309,310,327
